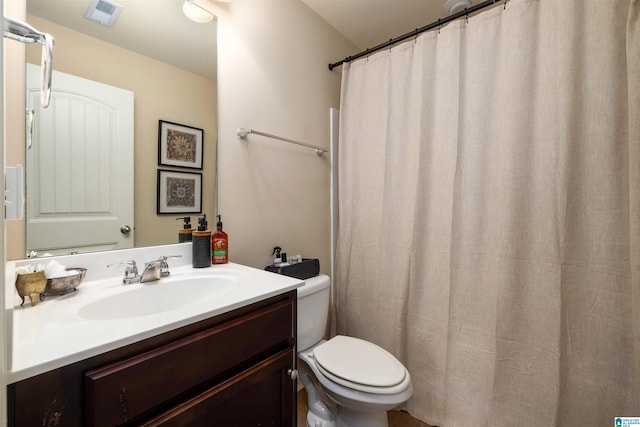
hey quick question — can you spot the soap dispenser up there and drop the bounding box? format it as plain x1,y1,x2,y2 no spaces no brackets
272,246,282,265
192,214,211,268
211,214,228,264
176,216,193,242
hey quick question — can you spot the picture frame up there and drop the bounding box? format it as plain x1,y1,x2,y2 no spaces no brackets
157,170,202,214
158,120,203,169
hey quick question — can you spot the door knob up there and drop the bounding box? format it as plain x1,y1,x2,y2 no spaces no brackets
287,369,298,380
120,225,132,235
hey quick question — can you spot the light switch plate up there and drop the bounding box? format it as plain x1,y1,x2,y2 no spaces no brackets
5,164,24,220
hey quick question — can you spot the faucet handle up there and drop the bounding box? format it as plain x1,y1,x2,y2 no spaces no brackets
107,260,139,284
156,254,182,276
158,255,182,262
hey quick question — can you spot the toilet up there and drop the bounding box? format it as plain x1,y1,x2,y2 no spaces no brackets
297,275,413,427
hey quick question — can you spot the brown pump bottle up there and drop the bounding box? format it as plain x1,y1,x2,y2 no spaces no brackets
211,214,228,264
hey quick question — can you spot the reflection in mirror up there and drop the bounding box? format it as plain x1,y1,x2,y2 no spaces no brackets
19,0,217,258
26,64,135,255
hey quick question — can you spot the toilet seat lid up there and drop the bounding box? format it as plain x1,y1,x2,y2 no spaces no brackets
312,335,406,388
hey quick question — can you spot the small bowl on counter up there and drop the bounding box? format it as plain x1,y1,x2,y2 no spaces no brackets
44,268,87,297
15,271,47,306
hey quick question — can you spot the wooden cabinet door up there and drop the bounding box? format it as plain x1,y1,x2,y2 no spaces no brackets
140,347,296,427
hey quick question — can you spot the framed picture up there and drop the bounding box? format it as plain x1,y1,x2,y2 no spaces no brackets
158,120,203,169
157,170,202,214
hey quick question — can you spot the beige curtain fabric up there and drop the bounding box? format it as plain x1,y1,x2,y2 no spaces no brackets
336,0,640,425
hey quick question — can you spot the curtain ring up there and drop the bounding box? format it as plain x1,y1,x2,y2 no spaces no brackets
504,0,508,10
465,14,469,24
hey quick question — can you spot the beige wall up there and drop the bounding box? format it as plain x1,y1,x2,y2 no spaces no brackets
1,1,9,423
5,2,26,262
216,1,355,272
6,15,217,260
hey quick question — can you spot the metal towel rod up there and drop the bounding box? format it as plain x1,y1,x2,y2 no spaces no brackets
236,128,328,156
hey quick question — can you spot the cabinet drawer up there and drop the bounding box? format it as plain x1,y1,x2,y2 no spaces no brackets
140,348,295,427
84,298,293,427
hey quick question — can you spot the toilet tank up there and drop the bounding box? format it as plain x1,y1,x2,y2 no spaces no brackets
297,274,330,352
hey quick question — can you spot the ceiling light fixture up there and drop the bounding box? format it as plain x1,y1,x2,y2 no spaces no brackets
443,0,473,15
182,0,215,23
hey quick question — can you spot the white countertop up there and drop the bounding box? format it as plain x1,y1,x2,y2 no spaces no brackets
7,260,303,384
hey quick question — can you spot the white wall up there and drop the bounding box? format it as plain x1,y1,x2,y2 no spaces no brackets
216,0,355,272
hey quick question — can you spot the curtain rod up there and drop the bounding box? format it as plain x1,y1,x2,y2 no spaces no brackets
236,128,328,156
328,0,503,71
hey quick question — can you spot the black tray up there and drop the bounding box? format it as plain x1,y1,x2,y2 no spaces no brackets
264,258,319,280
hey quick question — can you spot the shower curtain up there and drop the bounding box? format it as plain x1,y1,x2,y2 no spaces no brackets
335,0,640,426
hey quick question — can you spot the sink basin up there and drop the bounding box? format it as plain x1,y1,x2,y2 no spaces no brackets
77,274,239,320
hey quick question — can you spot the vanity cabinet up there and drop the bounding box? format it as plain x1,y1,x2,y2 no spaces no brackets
7,290,297,426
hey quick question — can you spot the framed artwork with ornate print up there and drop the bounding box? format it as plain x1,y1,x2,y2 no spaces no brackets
157,170,202,214
158,120,203,169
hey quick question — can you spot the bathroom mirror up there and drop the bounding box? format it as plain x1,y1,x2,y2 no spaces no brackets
17,0,217,258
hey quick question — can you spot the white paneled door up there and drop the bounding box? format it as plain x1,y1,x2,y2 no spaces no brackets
26,64,134,255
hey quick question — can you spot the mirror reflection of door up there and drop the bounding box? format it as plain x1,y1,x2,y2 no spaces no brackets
26,64,134,256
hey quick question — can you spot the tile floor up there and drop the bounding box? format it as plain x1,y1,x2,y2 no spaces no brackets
297,389,436,427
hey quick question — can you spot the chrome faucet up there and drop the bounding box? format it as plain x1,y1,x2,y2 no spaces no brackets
140,255,182,282
108,255,182,285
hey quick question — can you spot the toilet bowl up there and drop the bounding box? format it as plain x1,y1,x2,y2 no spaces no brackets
297,275,412,427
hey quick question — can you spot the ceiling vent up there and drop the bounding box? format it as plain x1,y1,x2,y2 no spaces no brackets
84,0,123,27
